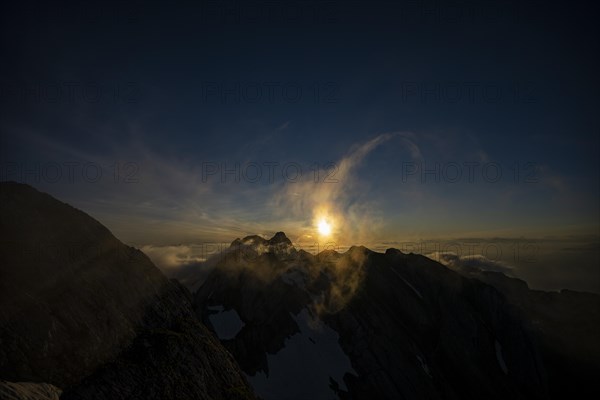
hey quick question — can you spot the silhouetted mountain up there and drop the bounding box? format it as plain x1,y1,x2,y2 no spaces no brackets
0,182,256,400
445,264,600,400
267,232,293,246
194,232,599,400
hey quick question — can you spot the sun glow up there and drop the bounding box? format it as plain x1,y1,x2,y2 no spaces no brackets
317,218,332,236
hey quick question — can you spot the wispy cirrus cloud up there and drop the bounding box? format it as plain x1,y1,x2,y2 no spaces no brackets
271,132,421,246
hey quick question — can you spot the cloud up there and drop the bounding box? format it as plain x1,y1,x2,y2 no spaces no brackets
141,244,207,271
398,133,423,160
318,247,368,314
271,132,420,246
141,242,245,290
7,125,286,244
427,251,516,276
8,125,423,247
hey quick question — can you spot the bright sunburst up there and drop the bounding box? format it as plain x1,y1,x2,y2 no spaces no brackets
317,218,332,236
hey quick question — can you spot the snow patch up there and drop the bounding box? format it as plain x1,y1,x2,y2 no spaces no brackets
207,307,244,340
246,308,356,400
391,269,423,299
495,340,508,375
416,355,431,377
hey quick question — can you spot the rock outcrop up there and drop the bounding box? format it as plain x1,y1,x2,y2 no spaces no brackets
0,182,256,399
0,381,62,400
445,263,600,400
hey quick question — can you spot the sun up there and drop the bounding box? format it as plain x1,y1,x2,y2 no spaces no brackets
317,218,332,236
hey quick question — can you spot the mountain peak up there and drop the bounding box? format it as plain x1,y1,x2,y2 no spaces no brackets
347,245,372,255
268,231,292,246
230,238,243,247
229,232,292,248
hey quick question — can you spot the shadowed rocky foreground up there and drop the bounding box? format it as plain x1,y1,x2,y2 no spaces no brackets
0,182,256,400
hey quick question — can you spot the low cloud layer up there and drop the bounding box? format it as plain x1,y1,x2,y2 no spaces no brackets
427,251,516,276
141,244,207,271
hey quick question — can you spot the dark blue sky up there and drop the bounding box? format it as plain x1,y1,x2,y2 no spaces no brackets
1,1,598,290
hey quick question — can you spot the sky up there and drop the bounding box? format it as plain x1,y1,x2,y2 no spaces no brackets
1,0,598,292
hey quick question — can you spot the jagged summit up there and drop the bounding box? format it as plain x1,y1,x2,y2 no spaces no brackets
384,248,407,256
230,231,293,248
346,245,373,255
268,231,292,246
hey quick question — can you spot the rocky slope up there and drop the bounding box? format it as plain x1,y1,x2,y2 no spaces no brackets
445,263,600,399
0,182,256,399
0,381,62,400
193,232,598,400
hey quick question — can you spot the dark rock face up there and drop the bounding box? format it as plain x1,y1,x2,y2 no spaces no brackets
192,233,599,400
0,182,166,386
0,182,256,399
0,381,62,400
61,281,255,400
446,265,600,400
196,253,311,376
267,232,293,246
325,251,547,400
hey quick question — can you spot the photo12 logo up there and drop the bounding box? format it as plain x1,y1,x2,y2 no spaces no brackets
400,161,540,184
0,81,141,104
200,81,340,105
198,0,339,25
398,81,537,104
200,161,339,183
0,161,141,184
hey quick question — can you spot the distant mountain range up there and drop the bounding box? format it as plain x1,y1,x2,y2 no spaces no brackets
1,182,598,399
